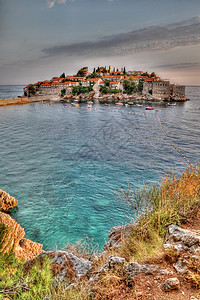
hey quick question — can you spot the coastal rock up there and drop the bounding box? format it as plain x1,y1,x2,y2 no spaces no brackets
164,225,200,253
46,250,92,280
125,262,158,278
107,255,125,270
161,277,180,292
104,224,131,249
0,189,18,212
0,212,44,260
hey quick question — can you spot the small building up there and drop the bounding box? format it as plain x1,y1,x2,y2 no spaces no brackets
82,80,90,87
102,75,124,82
65,76,85,82
86,78,101,86
109,82,120,89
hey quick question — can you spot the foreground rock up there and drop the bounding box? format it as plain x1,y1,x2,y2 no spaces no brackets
161,277,180,292
0,212,44,260
164,224,200,253
0,189,18,212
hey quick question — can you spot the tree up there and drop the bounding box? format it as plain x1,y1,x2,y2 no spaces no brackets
104,79,110,87
142,71,150,77
123,67,126,75
28,85,36,95
77,67,88,77
137,79,144,93
61,89,66,97
150,72,156,78
93,68,96,74
123,80,137,94
60,73,65,78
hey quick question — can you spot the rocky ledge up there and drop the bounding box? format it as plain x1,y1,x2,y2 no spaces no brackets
0,189,18,212
0,189,44,261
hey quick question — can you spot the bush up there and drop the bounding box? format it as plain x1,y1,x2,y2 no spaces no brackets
27,85,36,96
72,86,93,95
61,88,66,97
100,86,122,94
0,253,53,300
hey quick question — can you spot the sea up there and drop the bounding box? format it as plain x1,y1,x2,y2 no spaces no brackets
0,85,199,250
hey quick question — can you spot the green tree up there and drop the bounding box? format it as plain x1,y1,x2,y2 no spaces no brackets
72,86,93,95
150,72,156,77
137,79,144,93
77,67,88,77
100,86,121,94
28,85,36,95
104,79,111,87
60,72,65,78
142,71,150,77
123,67,126,75
61,89,66,97
123,80,137,94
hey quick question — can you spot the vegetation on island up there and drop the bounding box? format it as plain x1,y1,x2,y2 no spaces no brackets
123,79,144,94
72,86,93,95
27,85,36,96
1,165,200,299
100,86,122,94
61,89,66,97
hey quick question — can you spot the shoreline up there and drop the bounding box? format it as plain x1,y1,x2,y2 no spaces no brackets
0,93,188,108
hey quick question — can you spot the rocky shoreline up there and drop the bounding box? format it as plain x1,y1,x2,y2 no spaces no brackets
1,178,200,299
61,91,189,103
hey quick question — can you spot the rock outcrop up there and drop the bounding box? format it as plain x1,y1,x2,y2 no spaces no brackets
0,189,18,212
0,212,44,261
104,224,131,249
39,250,93,287
164,224,200,253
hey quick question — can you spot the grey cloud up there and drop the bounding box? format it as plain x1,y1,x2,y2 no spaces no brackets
42,16,200,56
154,62,200,70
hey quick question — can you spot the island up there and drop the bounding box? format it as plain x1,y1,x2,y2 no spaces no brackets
24,66,187,103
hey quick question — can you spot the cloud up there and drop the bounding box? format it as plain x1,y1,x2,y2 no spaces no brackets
42,16,200,56
47,0,67,8
154,62,200,70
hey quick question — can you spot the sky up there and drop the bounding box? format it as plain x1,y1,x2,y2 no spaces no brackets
0,0,200,85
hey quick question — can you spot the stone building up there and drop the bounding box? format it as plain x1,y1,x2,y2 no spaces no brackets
172,85,186,100
152,81,171,99
143,80,186,100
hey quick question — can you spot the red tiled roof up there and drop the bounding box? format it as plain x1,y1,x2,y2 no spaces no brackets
145,78,154,82
66,76,85,79
87,78,100,81
24,84,32,89
110,82,120,84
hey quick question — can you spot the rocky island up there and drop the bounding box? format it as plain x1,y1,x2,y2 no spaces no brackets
24,66,187,103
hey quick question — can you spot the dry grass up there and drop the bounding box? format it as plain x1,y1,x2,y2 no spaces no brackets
115,166,200,262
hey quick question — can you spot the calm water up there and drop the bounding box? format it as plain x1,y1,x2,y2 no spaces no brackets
0,85,199,249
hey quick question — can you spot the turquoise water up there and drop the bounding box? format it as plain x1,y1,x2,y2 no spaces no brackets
0,86,200,249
